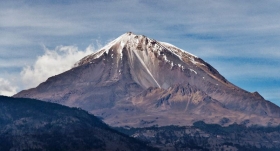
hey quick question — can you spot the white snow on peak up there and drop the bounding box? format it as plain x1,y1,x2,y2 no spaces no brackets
154,41,182,60
74,32,205,68
158,41,208,67
74,33,133,67
159,42,198,58
102,33,125,54
189,56,198,64
158,41,207,67
120,40,125,47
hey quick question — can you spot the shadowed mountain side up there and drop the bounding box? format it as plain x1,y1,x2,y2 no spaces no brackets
15,32,280,127
0,96,157,151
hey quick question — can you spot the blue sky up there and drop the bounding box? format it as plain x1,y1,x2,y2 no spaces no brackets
0,0,279,106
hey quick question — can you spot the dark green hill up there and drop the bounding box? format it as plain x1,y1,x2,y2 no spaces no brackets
0,96,157,151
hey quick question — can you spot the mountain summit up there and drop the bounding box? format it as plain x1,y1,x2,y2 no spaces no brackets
15,32,280,127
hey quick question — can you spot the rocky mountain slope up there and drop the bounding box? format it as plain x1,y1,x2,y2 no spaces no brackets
14,32,280,127
0,96,156,151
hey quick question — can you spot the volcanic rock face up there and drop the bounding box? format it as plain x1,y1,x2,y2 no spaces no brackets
15,32,280,127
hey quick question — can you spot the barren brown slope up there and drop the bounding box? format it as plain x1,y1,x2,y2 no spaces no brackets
15,32,280,127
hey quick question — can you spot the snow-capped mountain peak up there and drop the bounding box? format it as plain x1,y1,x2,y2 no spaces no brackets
73,32,228,90
74,32,200,68
15,32,280,127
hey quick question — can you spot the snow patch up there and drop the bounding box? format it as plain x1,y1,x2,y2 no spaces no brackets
189,68,197,74
181,66,185,70
120,51,123,60
120,41,125,47
158,41,182,60
87,33,128,61
132,49,161,88
189,57,198,64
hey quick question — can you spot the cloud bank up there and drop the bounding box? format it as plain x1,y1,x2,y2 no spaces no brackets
0,44,98,96
20,45,95,89
0,78,17,96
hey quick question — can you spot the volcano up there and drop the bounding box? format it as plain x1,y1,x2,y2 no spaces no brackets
15,32,280,127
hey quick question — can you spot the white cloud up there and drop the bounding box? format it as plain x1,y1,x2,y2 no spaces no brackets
0,78,17,96
20,45,95,88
